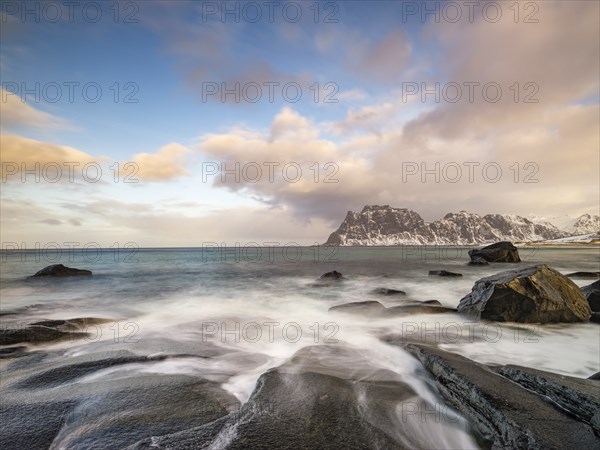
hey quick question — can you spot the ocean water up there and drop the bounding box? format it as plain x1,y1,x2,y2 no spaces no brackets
1,246,599,448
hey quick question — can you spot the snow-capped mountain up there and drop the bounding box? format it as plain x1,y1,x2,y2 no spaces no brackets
324,205,577,245
565,214,600,235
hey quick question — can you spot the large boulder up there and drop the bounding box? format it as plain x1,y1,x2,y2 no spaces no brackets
30,264,92,277
458,264,592,323
310,270,344,286
581,280,600,312
468,241,521,263
402,344,600,449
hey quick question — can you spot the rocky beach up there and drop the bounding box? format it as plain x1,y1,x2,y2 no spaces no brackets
1,244,599,449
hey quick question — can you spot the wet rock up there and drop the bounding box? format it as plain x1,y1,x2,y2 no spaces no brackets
468,241,521,263
29,264,92,277
589,372,600,381
0,346,28,359
581,280,600,312
590,312,600,324
458,264,592,323
428,270,462,277
402,343,600,449
311,270,345,286
566,272,600,280
382,304,457,317
468,256,489,266
493,365,600,435
371,287,406,296
30,317,113,332
0,325,88,346
329,301,385,316
128,346,436,449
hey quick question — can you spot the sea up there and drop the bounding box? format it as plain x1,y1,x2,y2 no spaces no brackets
1,245,599,449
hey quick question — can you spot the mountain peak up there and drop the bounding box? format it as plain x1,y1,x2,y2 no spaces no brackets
325,205,573,245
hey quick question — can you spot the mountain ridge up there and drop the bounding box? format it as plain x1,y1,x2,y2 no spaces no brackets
325,205,599,246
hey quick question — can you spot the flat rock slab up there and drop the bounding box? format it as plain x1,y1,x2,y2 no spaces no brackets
402,343,600,449
492,365,600,434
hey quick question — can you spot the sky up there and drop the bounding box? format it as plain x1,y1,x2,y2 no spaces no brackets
1,0,599,247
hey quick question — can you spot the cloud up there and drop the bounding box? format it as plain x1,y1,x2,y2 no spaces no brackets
0,135,100,181
0,89,74,131
128,143,191,181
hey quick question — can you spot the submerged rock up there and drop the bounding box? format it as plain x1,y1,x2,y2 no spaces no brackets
30,264,92,277
468,241,521,263
329,301,385,315
566,272,600,280
371,287,406,296
468,256,489,266
0,325,88,346
458,264,591,323
310,270,345,286
428,270,462,277
581,280,600,312
381,304,457,317
403,343,600,449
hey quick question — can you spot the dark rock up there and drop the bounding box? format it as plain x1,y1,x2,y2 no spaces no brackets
311,270,345,286
30,264,92,277
402,343,600,449
329,301,385,316
581,280,600,312
493,365,600,435
30,317,112,332
382,304,457,317
371,287,406,296
0,325,88,345
589,372,600,381
458,264,592,323
468,241,521,263
0,346,28,359
129,346,442,449
428,270,463,277
566,272,600,279
468,256,489,266
590,312,600,324
422,300,442,305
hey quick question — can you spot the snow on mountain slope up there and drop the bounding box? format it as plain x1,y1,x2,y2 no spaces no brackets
325,205,574,245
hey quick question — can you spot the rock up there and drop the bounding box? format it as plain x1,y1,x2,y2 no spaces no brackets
589,372,600,381
0,325,88,346
402,343,600,449
590,312,600,324
468,241,521,263
458,264,592,323
0,346,28,359
468,256,489,266
382,304,457,317
566,272,600,279
422,300,442,305
428,270,463,277
30,317,113,332
30,264,92,277
129,346,445,449
371,287,406,296
581,280,600,312
329,301,385,316
493,365,600,435
311,270,345,286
